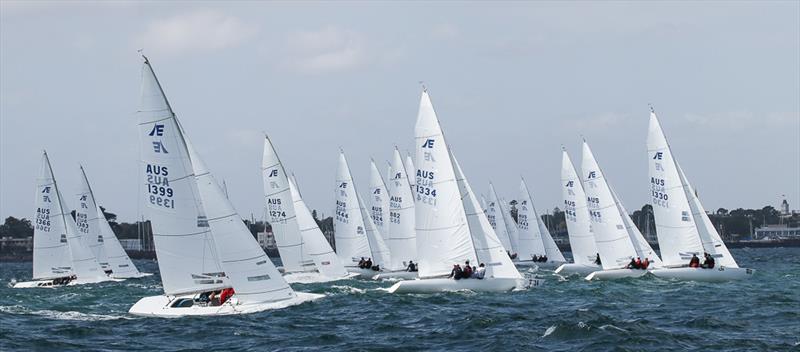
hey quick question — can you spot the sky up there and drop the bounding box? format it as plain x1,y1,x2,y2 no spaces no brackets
1,1,798,223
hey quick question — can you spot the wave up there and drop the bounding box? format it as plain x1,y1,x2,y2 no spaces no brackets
0,305,130,321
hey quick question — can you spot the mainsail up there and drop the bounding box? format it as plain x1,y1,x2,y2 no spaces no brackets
647,111,704,267
386,148,418,270
486,183,516,254
32,152,75,280
334,152,374,267
560,150,599,266
414,89,477,278
368,160,390,241
581,141,638,270
137,57,227,295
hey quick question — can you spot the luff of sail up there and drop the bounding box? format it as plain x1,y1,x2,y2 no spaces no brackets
358,193,391,268
452,154,520,279
32,152,74,280
137,57,227,296
386,148,418,271
262,136,313,274
560,150,599,266
188,141,295,305
334,151,373,267
647,111,705,267
581,141,638,270
414,89,476,278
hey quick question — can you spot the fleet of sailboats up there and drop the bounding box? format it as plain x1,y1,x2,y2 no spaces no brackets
13,55,753,316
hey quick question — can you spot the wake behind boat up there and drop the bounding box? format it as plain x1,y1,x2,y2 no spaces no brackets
646,108,753,282
128,57,322,317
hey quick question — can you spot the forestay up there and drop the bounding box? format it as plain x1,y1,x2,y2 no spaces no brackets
386,148,418,271
368,160,390,241
189,141,295,305
486,183,516,254
262,136,313,274
414,89,476,278
137,58,227,296
334,152,373,267
453,155,520,279
516,179,548,259
288,175,352,277
560,150,599,266
581,142,638,270
32,152,74,280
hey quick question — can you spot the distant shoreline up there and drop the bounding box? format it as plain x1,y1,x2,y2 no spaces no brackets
1,240,797,262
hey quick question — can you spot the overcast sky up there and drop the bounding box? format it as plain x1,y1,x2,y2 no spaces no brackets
1,1,798,223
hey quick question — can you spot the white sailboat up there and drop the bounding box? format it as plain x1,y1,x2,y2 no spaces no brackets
485,183,518,257
581,141,660,281
129,57,321,317
388,89,527,293
516,178,566,268
77,166,149,279
262,135,355,284
646,109,753,281
555,149,602,276
368,159,390,241
334,151,390,278
373,148,419,280
14,152,113,288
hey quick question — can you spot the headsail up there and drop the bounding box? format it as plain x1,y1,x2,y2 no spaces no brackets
611,187,662,267
486,183,516,254
32,152,74,280
75,167,110,272
560,150,599,266
137,57,227,295
189,142,294,304
386,148,418,271
368,160,390,241
581,141,638,270
358,194,391,268
452,154,521,279
334,152,373,267
413,89,476,278
647,111,704,266
516,179,548,259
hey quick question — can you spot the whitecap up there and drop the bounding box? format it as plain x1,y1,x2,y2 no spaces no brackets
329,285,366,294
0,305,130,321
542,325,557,338
599,324,628,332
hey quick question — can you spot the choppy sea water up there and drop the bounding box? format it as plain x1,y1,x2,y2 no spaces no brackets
0,247,798,351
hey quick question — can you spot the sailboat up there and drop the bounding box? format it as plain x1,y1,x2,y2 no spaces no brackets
373,148,419,280
581,141,662,281
485,183,518,257
13,152,114,288
646,109,753,281
334,151,391,278
516,178,566,268
261,135,355,284
76,166,149,279
129,57,322,317
555,149,602,275
388,89,527,293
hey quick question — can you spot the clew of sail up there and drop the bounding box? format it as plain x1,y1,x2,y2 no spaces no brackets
414,89,477,278
560,150,600,266
386,148,418,271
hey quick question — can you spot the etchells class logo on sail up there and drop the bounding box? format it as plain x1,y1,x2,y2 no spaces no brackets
149,124,168,154
144,123,176,210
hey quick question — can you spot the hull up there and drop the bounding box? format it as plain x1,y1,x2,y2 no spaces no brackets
12,276,122,288
585,268,648,281
372,271,419,281
387,277,523,294
347,267,382,279
128,291,324,318
554,263,602,276
515,260,563,269
112,272,153,279
283,271,359,284
651,267,754,282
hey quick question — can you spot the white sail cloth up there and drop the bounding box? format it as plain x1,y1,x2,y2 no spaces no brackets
368,160,390,241
386,148,418,270
334,152,378,267
560,150,600,266
518,178,565,262
32,152,76,280
485,184,516,254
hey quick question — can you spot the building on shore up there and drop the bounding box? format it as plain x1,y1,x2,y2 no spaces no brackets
754,224,800,240
257,231,276,249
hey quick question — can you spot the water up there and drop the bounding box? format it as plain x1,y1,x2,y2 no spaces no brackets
1,247,798,351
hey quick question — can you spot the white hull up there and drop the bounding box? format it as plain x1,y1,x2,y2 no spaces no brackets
283,271,359,284
347,267,382,279
515,260,563,269
128,291,324,317
387,277,523,293
585,268,648,281
372,271,418,281
112,272,153,279
554,263,602,276
651,267,754,282
12,277,122,288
